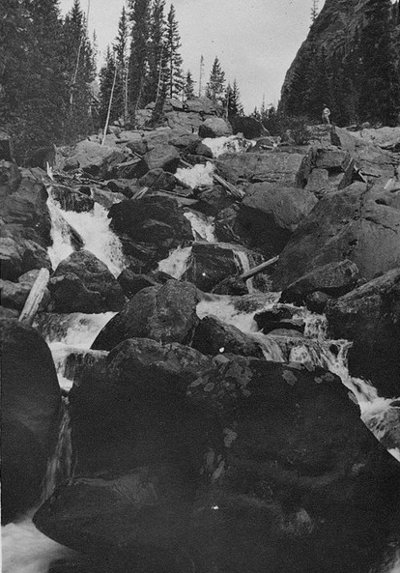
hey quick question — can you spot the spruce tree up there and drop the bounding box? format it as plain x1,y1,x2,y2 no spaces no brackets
114,6,129,122
225,79,243,118
147,0,167,104
359,0,400,125
184,71,196,99
98,46,118,126
128,0,150,113
206,57,226,102
165,4,184,99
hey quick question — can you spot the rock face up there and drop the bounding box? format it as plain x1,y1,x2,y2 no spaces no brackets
326,269,400,397
62,141,129,177
51,185,94,213
230,116,267,139
49,250,125,313
192,316,264,358
272,182,400,289
140,144,180,174
1,319,61,523
239,183,317,256
216,150,311,186
92,280,200,351
0,233,52,281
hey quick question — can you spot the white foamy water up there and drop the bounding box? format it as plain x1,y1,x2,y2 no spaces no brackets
157,246,192,279
2,518,74,573
202,135,253,158
184,211,217,242
175,162,214,188
34,312,115,391
47,196,75,269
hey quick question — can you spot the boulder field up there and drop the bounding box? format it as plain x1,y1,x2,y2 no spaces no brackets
1,114,400,573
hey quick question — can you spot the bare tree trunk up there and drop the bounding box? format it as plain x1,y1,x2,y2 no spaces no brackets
19,269,50,325
102,62,118,146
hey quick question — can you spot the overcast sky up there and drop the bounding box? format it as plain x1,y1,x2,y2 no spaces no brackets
59,0,326,113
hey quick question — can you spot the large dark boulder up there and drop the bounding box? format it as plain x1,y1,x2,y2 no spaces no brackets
199,118,232,138
49,250,125,313
63,141,129,178
182,242,261,292
272,182,400,289
51,185,94,213
239,183,317,256
230,116,267,139
140,144,180,175
0,232,52,281
326,269,400,397
1,319,62,523
185,355,400,573
109,193,192,255
192,316,264,358
92,280,200,350
280,259,360,305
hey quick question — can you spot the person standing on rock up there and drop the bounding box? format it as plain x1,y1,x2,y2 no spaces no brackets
322,105,331,125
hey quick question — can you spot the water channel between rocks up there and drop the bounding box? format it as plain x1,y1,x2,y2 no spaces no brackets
2,154,400,573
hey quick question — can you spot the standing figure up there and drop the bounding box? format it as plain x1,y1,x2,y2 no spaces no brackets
322,104,331,125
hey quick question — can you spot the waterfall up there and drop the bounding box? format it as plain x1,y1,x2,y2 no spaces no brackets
47,188,126,277
34,312,114,392
202,135,254,157
175,161,214,188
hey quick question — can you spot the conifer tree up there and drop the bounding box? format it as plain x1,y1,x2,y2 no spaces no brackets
114,6,129,122
165,4,184,99
206,57,225,102
184,71,196,100
225,79,243,118
98,46,118,125
147,0,167,104
359,0,400,125
128,0,150,112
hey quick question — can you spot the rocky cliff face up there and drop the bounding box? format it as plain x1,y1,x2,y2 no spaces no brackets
280,0,400,125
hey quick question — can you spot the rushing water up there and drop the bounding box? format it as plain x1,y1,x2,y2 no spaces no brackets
175,161,214,188
202,135,254,157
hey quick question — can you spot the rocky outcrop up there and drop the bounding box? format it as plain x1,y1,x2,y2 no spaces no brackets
140,144,180,174
238,183,317,256
1,318,61,523
192,316,264,358
49,250,125,313
51,185,94,213
272,182,400,289
230,116,267,139
92,280,200,351
62,141,130,177
0,231,52,281
326,269,400,397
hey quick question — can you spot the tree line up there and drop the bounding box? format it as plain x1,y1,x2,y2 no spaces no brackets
280,0,400,126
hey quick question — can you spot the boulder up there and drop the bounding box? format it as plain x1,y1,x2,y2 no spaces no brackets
109,193,192,253
280,260,360,305
230,116,267,139
1,319,61,523
0,160,21,198
313,147,351,171
214,205,252,246
216,150,311,186
125,139,148,156
63,141,130,178
109,157,143,180
304,168,331,197
182,242,260,292
192,316,264,358
185,355,400,573
138,168,181,191
195,185,233,217
272,182,400,289
0,131,13,161
0,177,51,245
169,133,200,150
165,111,203,133
326,269,400,397
118,269,161,298
254,306,305,335
49,250,125,313
51,185,94,213
185,97,221,115
92,280,200,351
199,117,232,138
0,233,52,281
106,179,138,198
239,183,317,257
34,468,196,573
140,144,180,174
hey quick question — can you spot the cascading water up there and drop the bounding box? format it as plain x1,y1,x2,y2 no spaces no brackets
175,161,214,188
47,187,126,277
202,135,254,157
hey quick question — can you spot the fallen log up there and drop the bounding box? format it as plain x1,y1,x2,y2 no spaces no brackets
19,268,50,326
239,256,279,280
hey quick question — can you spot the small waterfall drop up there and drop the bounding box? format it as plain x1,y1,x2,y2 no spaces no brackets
202,135,253,157
157,246,193,279
47,195,76,270
175,161,214,188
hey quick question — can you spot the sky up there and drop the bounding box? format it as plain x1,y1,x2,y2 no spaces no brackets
59,0,326,113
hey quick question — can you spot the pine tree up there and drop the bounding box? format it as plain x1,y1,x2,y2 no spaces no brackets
128,0,150,113
98,46,118,125
63,0,96,140
206,57,225,102
184,71,196,99
114,6,129,122
359,0,400,125
225,79,243,118
147,0,167,105
165,4,184,99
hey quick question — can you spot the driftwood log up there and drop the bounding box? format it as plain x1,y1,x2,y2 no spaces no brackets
19,268,50,326
239,256,279,280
